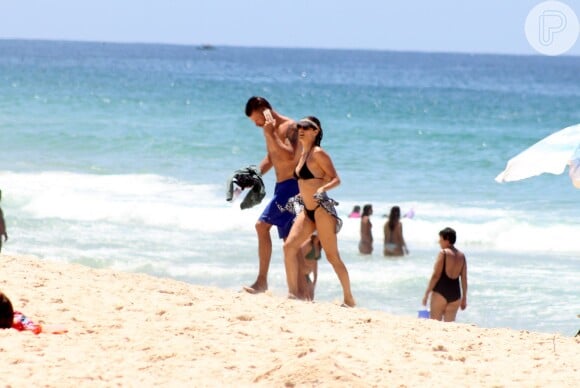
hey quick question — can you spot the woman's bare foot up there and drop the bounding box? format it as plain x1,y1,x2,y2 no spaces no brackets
343,297,355,307
242,281,267,294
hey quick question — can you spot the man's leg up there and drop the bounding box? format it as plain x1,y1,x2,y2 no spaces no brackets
244,220,272,293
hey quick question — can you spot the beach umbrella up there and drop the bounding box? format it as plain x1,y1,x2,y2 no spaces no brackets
495,123,580,188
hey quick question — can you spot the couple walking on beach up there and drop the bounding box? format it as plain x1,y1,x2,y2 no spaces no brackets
242,96,355,307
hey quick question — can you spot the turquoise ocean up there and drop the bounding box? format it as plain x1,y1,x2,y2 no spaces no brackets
0,40,578,335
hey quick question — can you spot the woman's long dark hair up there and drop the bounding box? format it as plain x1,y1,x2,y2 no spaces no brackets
299,116,323,146
362,204,373,217
387,206,401,231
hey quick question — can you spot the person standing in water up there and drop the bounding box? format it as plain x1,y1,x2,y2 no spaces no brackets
348,205,361,218
422,227,468,322
358,204,373,254
383,206,408,257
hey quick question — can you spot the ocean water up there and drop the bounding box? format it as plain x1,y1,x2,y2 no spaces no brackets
0,40,579,336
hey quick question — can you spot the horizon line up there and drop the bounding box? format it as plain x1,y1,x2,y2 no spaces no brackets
1,37,579,58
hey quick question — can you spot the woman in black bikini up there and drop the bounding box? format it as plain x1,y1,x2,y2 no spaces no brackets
282,116,355,307
422,227,468,321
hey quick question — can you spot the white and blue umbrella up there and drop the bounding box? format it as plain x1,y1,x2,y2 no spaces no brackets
495,123,580,188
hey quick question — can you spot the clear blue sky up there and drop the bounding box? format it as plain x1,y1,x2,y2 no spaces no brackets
1,0,578,55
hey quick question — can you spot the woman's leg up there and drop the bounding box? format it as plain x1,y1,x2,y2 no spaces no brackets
315,209,355,307
429,292,447,320
283,212,314,298
443,300,461,322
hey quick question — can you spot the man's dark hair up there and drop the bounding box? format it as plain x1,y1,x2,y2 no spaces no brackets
0,291,14,329
245,96,272,117
439,227,457,245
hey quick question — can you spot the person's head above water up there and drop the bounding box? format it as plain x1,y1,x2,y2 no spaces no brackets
439,227,457,245
362,204,373,216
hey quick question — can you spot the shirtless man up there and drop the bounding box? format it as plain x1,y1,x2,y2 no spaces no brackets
243,96,301,294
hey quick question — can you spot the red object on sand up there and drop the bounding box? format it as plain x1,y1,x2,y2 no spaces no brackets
12,311,42,335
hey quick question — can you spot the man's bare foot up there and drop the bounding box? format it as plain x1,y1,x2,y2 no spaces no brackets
242,282,267,294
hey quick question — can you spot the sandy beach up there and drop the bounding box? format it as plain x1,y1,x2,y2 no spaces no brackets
0,254,577,387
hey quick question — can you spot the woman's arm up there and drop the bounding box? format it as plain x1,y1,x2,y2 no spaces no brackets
422,251,444,305
460,256,468,310
0,208,6,241
313,148,340,193
399,223,408,254
383,222,387,243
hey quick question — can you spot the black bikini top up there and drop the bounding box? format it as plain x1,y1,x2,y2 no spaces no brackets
294,149,323,180
294,162,315,180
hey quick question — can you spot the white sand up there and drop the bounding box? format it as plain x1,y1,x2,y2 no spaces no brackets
1,254,578,387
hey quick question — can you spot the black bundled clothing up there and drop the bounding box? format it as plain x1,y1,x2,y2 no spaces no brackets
226,165,266,209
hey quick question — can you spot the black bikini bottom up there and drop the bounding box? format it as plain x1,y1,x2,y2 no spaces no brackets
304,205,320,222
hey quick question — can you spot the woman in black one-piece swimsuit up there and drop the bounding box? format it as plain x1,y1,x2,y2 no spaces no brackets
422,227,468,322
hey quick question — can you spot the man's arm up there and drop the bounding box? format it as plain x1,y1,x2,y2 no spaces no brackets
262,121,296,158
258,154,272,176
